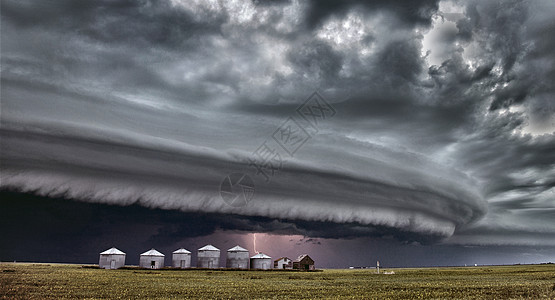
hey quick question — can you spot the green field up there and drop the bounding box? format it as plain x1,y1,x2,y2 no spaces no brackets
1,263,554,299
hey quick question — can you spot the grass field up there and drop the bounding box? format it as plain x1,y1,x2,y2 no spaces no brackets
1,263,554,299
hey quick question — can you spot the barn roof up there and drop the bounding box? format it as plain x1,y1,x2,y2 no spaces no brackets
274,257,290,262
295,254,312,262
251,253,271,259
227,245,249,252
100,247,125,255
140,249,165,257
198,244,219,251
173,248,191,254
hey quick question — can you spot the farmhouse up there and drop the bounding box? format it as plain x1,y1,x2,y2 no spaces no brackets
274,257,292,269
172,248,191,268
98,247,126,269
140,249,165,269
293,254,315,270
226,245,249,269
197,244,220,269
250,253,272,270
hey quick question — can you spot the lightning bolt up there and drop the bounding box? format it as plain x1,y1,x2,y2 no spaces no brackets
253,233,257,254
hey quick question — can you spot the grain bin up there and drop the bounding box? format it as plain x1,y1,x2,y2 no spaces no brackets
172,248,191,268
250,253,272,270
197,245,220,269
139,249,165,269
99,247,126,269
226,245,249,269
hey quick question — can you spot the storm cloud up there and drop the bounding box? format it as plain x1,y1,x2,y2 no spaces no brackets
1,0,554,260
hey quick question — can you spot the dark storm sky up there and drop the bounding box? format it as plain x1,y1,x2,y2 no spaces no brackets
1,0,554,267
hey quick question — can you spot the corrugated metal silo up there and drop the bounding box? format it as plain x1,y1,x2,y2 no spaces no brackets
172,248,191,268
197,245,220,269
139,249,165,269
226,245,249,269
99,247,126,269
250,253,272,270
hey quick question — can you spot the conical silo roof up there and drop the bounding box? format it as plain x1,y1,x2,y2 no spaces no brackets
198,244,219,251
228,245,249,252
173,248,191,254
100,247,125,255
140,249,165,257
251,253,271,259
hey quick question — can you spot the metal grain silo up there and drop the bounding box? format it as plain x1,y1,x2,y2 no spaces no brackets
226,245,249,269
172,248,191,268
99,247,126,269
250,253,272,270
139,249,165,269
197,245,220,269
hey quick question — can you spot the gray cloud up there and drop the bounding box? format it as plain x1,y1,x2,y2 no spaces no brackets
0,123,483,241
1,0,554,251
